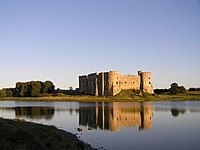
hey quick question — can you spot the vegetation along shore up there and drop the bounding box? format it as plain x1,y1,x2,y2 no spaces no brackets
0,90,200,102
0,80,200,102
0,118,94,150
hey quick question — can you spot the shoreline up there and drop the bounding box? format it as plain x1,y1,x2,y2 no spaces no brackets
0,94,200,102
0,117,95,150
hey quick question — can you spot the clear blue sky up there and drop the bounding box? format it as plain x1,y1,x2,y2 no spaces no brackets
0,0,200,89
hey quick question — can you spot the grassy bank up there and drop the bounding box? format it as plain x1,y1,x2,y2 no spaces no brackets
0,118,94,150
0,90,200,102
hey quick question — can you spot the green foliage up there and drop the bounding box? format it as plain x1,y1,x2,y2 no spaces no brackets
42,81,55,94
170,83,186,95
14,81,55,97
6,88,14,97
0,89,6,97
142,92,152,98
188,87,200,91
170,83,180,95
179,86,186,94
53,93,66,97
69,86,73,90
30,81,42,97
114,89,154,99
114,89,136,98
0,88,14,97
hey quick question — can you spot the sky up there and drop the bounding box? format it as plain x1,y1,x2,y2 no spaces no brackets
0,0,200,90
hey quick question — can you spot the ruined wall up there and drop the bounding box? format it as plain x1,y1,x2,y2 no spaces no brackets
87,73,98,96
106,72,141,96
98,72,104,96
104,72,109,96
140,72,154,94
79,75,87,94
120,75,140,91
79,70,153,96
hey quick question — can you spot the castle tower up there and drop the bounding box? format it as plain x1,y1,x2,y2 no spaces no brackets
107,71,121,96
139,72,154,94
79,75,88,94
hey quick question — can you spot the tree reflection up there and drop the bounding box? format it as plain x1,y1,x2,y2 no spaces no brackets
79,102,153,132
171,108,186,117
15,107,55,120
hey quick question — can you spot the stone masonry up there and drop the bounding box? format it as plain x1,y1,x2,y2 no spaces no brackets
79,71,154,96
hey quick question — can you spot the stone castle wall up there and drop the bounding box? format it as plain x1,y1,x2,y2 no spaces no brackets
79,70,154,96
139,72,154,94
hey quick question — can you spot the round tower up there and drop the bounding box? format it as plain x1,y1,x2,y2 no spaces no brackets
108,71,121,96
140,72,154,94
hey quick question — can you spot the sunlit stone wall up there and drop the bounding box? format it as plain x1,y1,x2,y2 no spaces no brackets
79,70,154,96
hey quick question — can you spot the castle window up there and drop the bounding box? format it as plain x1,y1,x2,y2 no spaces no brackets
133,82,134,84
125,81,127,84
149,82,151,84
116,82,118,84
149,77,150,79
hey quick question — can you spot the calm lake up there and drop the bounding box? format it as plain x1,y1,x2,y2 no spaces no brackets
0,101,200,150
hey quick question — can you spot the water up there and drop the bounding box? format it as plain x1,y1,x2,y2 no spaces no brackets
0,100,200,150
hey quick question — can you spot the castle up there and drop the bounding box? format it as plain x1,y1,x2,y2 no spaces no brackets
79,70,154,96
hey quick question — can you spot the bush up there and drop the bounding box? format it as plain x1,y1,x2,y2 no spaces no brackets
170,83,186,95
0,89,6,97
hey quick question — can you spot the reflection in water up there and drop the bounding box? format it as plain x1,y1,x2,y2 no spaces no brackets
15,107,55,120
79,102,153,132
171,108,186,117
0,101,200,150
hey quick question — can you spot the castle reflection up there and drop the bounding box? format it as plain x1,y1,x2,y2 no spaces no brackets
15,107,55,120
79,102,153,132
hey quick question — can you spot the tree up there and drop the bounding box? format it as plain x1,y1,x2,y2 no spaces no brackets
42,81,55,94
170,83,186,95
179,86,186,94
14,80,55,97
6,88,14,97
170,83,180,95
15,82,23,97
31,81,42,97
69,86,73,90
0,89,6,97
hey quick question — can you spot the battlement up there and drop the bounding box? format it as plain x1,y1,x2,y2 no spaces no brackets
79,70,154,96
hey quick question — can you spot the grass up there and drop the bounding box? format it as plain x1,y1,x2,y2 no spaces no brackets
0,118,94,150
0,90,200,102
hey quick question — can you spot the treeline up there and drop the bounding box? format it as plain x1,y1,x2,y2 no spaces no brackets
188,87,200,91
0,81,55,97
154,89,170,94
154,82,186,95
55,88,79,96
